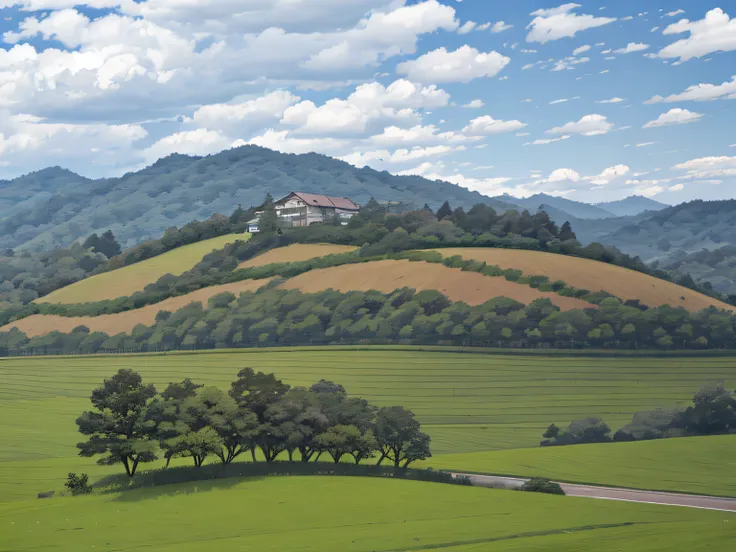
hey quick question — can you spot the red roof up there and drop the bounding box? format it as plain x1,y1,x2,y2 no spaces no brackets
278,192,360,211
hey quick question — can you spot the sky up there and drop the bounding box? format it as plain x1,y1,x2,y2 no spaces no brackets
0,1,734,205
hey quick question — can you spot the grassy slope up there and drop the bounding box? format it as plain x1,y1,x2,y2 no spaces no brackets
434,247,736,312
1,477,733,552
38,232,250,304
1,349,735,501
278,259,593,310
238,242,358,268
428,435,736,497
4,278,273,337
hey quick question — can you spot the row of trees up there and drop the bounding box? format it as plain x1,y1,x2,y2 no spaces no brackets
541,381,736,446
5,286,736,356
77,368,431,476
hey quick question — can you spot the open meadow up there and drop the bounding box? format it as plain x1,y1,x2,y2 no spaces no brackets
433,248,736,312
1,476,734,552
38,232,251,304
1,347,735,503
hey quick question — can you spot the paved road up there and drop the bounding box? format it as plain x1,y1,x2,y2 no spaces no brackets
452,473,736,512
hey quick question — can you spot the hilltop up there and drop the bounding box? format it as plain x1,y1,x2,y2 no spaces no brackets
0,146,518,252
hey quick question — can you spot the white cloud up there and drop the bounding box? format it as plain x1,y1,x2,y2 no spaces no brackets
398,161,514,195
643,108,703,128
572,44,591,55
491,21,513,33
636,142,656,147
658,8,736,61
596,97,625,103
614,42,650,54
192,91,300,134
549,97,579,104
526,3,616,44
457,21,476,34
341,145,455,167
666,9,686,17
674,156,736,172
246,129,348,156
143,128,231,162
524,135,570,145
644,75,736,103
396,45,510,83
369,124,475,147
462,115,527,136
462,99,485,108
551,56,590,71
280,79,449,135
547,114,613,136
588,164,630,185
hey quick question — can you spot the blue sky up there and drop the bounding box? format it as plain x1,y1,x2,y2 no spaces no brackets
0,1,733,205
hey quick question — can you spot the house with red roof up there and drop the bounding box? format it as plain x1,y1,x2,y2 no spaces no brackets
247,192,361,232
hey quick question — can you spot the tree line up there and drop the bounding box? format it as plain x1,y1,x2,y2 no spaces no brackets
77,368,431,477
541,381,736,446
4,282,736,356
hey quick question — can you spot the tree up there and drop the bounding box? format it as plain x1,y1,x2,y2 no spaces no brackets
559,221,577,242
436,201,453,221
314,424,376,464
230,368,291,461
309,379,347,399
180,386,258,464
374,406,431,467
83,230,121,258
264,387,329,462
76,369,158,477
258,193,279,233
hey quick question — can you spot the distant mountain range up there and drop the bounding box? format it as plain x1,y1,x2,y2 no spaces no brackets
0,146,733,294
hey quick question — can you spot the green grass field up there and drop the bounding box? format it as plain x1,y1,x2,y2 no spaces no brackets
429,435,736,497
38,232,250,304
1,348,735,502
1,477,733,552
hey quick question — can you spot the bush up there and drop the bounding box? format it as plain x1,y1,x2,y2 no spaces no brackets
65,472,92,495
521,478,565,495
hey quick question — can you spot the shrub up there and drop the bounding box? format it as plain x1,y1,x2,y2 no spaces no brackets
65,472,92,495
521,478,565,495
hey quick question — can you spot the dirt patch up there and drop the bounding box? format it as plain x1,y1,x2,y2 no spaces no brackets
433,248,736,313
239,243,358,269
278,260,594,310
4,279,273,337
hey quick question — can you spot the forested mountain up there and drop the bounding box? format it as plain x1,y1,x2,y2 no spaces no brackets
0,146,518,252
595,196,669,217
655,245,736,297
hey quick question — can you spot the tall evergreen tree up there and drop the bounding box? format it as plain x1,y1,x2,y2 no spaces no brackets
258,193,279,233
559,221,577,242
436,201,453,221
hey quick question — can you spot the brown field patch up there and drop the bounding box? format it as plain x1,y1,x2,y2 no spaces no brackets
4,279,273,337
433,248,736,312
277,260,594,310
239,243,358,269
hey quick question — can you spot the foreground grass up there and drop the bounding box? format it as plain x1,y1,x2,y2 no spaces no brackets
1,348,735,501
38,232,250,304
1,477,733,552
428,435,736,497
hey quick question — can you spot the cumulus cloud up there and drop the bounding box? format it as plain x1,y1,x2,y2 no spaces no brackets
462,115,527,136
658,8,736,61
143,128,232,162
491,21,513,33
340,145,456,167
397,161,514,195
462,99,485,108
191,91,300,134
526,3,616,44
613,42,650,54
396,45,510,83
644,75,736,103
547,114,613,136
588,164,630,185
369,124,475,147
643,108,703,128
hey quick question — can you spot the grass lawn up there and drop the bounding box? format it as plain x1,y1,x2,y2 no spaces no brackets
428,435,736,497
1,348,735,502
1,477,734,552
37,232,250,304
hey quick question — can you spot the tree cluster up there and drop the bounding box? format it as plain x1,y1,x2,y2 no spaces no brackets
77,368,431,477
5,283,736,357
542,381,736,446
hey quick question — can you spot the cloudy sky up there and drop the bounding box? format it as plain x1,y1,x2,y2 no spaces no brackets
0,0,734,204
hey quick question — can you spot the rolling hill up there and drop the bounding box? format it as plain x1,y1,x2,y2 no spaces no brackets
433,248,736,312
493,193,617,220
595,195,669,217
37,232,251,304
